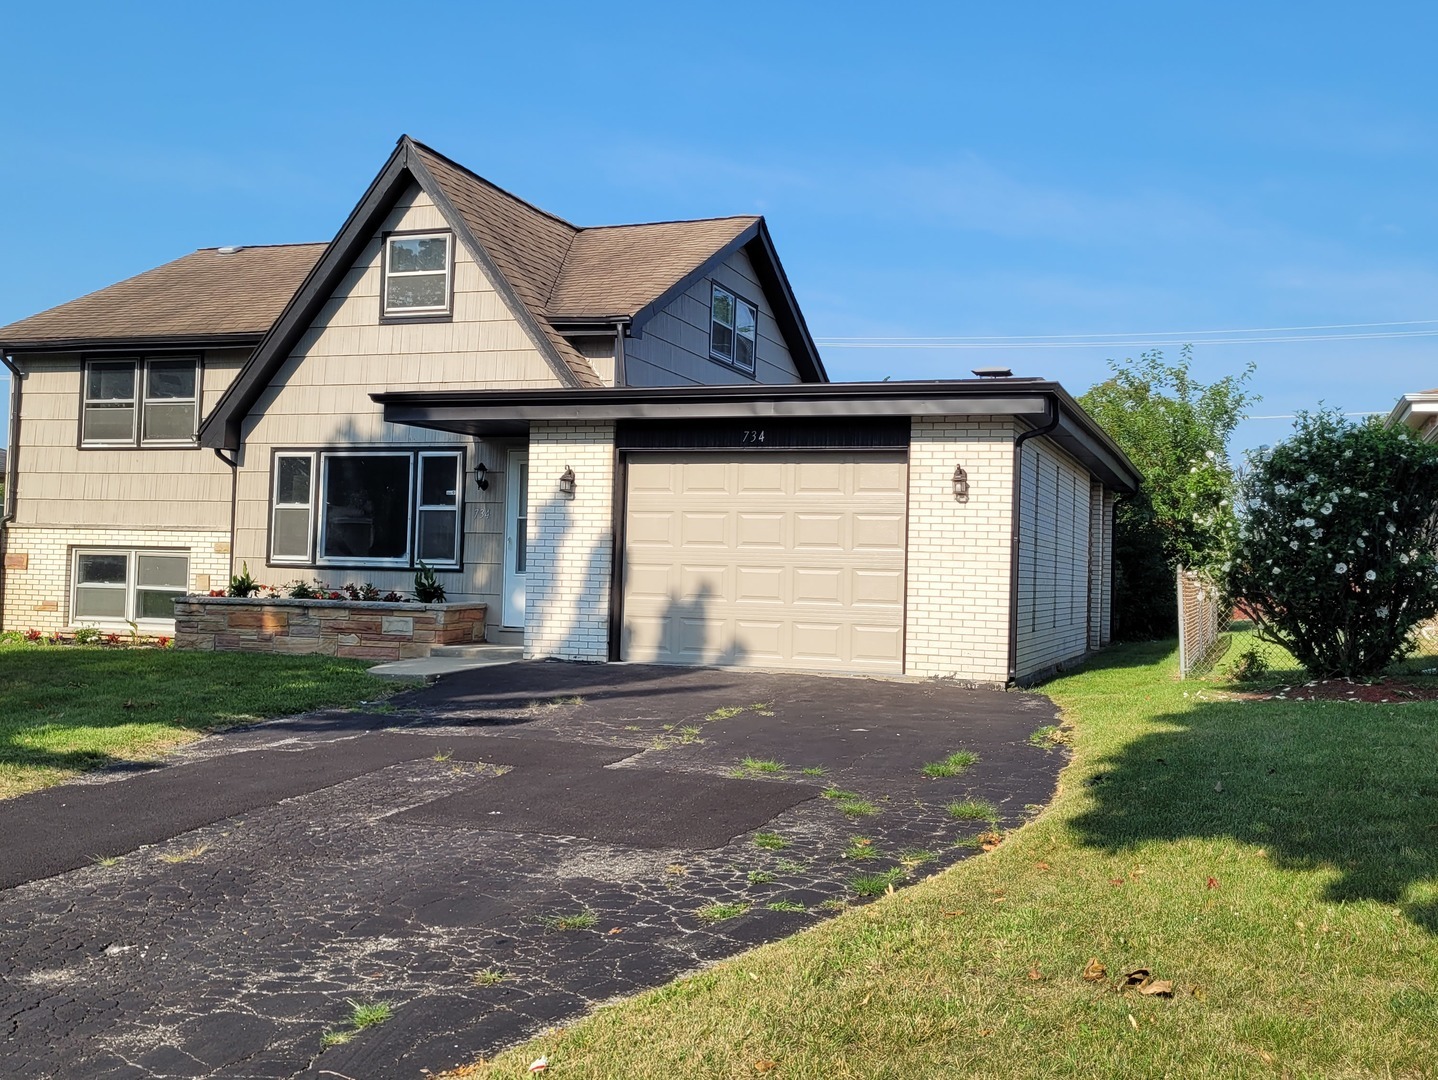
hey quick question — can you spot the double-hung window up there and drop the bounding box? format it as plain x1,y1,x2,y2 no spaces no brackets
72,549,189,627
382,232,453,317
269,449,464,569
709,283,758,374
82,357,199,447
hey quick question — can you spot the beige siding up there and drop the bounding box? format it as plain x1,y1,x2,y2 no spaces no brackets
10,348,246,530
904,417,1017,683
624,247,801,386
1014,438,1094,679
232,184,565,639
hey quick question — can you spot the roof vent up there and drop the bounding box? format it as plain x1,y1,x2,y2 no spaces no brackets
216,246,244,255
971,366,1013,378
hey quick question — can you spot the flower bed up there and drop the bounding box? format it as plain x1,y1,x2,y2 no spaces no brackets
174,595,487,660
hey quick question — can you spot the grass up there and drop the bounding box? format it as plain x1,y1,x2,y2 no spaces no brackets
799,765,828,777
752,832,787,851
696,902,749,923
447,639,1438,1078
849,868,905,897
1028,724,1070,749
821,785,879,818
766,900,807,913
747,870,777,885
922,749,980,778
946,798,1000,824
843,837,880,861
322,999,393,1049
0,644,403,798
543,910,598,932
158,843,209,864
739,757,786,774
472,969,506,987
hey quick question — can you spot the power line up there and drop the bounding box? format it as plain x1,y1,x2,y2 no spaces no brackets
818,317,1438,345
817,329,1438,349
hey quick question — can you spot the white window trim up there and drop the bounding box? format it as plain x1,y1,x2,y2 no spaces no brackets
270,451,316,565
317,451,416,568
415,451,463,567
81,357,200,448
71,548,189,630
382,232,454,317
709,282,758,375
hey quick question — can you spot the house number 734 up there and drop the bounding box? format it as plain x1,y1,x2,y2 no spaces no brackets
741,430,766,444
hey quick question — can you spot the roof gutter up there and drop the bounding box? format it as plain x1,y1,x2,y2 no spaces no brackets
1007,391,1061,686
0,348,20,628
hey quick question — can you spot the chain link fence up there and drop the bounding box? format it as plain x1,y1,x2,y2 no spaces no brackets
1176,568,1226,677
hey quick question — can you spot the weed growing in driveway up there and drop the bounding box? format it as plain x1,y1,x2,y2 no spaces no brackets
773,859,807,874
766,900,806,913
821,786,860,801
696,902,749,923
543,910,598,931
1028,724,1070,749
747,870,777,885
753,832,787,850
91,854,120,868
799,765,827,776
740,757,786,774
528,695,584,712
818,898,848,913
922,750,979,778
838,799,878,818
850,868,905,897
431,749,453,762
844,837,880,860
706,705,745,722
750,701,776,716
472,969,506,987
159,843,209,864
322,999,393,1048
947,798,999,824
899,849,937,869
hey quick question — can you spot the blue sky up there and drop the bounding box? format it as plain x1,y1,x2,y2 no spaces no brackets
4,1,1436,455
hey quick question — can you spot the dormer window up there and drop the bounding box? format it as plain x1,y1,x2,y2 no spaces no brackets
709,282,758,375
382,231,453,318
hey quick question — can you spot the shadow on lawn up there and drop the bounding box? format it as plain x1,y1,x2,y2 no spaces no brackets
1070,686,1438,933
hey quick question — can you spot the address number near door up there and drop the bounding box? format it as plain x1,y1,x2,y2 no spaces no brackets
741,429,766,444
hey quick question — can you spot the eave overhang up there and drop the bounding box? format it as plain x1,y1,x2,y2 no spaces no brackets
371,378,1142,493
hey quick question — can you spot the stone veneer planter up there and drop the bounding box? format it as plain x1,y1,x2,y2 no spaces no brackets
173,596,487,660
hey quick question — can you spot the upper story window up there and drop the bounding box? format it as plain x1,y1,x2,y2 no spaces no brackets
382,231,453,318
81,357,199,447
710,282,758,375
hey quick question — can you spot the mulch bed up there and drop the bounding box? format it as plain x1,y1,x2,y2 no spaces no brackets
1258,678,1438,704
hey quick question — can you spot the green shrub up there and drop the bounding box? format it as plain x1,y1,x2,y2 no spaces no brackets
414,562,446,603
227,562,261,597
71,627,103,646
1226,410,1438,676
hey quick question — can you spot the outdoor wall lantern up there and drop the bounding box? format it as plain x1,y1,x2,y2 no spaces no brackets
475,462,489,491
953,464,969,503
559,465,577,499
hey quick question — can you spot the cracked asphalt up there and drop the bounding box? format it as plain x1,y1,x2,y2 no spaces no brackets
0,662,1064,1079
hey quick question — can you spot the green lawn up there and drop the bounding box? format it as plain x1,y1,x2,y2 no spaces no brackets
457,641,1438,1079
0,644,403,797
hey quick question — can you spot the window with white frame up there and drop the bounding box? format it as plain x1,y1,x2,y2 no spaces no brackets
382,232,453,316
709,283,758,374
82,357,199,447
72,549,189,626
269,449,464,568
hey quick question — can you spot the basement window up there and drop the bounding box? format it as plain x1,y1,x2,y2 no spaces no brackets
709,283,758,374
382,232,453,317
72,549,190,628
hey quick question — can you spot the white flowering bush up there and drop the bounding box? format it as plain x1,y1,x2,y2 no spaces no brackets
1226,410,1438,676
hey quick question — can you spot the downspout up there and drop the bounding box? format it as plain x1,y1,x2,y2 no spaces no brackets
1006,393,1061,686
0,350,21,627
213,448,239,587
612,319,629,386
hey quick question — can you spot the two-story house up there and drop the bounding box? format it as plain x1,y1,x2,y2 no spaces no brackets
0,136,1138,686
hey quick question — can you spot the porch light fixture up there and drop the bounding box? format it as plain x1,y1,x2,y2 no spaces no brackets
952,464,969,503
475,462,489,491
559,465,576,499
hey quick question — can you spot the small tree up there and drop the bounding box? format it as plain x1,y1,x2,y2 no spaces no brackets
1226,410,1438,677
1079,349,1257,638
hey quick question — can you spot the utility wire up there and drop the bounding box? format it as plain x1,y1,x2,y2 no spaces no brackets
820,317,1438,343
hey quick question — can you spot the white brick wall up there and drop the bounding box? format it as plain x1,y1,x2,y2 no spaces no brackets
904,417,1017,683
1,526,230,633
522,421,615,661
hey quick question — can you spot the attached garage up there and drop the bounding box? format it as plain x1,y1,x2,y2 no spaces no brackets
620,451,908,673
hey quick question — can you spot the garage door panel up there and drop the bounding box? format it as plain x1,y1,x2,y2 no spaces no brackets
623,451,906,674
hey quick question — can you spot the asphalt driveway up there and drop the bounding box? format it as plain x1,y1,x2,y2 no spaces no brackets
0,663,1065,1079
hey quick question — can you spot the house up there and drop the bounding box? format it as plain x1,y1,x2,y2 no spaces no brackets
0,136,1139,686
1387,389,1438,441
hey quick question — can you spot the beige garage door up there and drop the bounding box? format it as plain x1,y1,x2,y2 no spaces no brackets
621,451,908,674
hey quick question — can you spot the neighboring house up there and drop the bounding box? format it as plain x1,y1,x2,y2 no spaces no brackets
0,136,1139,686
1387,389,1438,441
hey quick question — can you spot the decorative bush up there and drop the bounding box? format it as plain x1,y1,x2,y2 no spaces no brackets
413,562,446,604
1226,410,1438,676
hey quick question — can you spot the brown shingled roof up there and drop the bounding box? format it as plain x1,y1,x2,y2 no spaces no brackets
0,244,324,347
